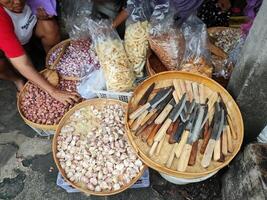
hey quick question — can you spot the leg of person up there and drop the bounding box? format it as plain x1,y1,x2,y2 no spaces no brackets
0,57,25,92
35,19,61,53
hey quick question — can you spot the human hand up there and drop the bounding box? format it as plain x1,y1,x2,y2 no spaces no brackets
50,89,81,105
36,7,53,20
217,0,231,11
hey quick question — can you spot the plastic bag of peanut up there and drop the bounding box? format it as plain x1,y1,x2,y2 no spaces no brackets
148,1,185,71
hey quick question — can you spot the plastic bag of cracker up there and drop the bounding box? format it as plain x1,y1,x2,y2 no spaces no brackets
88,19,135,92
124,0,150,77
181,15,213,77
148,0,185,71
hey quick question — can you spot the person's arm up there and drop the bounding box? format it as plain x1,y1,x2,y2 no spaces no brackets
10,55,80,105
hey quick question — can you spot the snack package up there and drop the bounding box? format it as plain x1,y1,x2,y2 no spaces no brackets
61,0,93,39
149,0,185,71
181,15,212,77
88,19,135,92
124,0,150,77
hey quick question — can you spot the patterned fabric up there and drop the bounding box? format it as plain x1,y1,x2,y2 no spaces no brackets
197,0,231,27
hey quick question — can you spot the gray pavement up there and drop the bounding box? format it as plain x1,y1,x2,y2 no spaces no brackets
0,79,222,200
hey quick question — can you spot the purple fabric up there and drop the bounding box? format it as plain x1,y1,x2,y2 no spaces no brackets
241,0,263,35
172,0,203,21
27,0,57,16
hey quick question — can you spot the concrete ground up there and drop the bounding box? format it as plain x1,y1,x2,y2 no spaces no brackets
0,79,223,200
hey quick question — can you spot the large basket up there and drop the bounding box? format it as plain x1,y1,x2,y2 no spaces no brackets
52,99,146,196
126,71,244,179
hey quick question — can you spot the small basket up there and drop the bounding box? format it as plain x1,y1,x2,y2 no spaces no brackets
46,39,71,69
45,39,82,81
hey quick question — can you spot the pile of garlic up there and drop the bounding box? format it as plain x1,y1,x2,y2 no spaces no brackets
56,104,143,192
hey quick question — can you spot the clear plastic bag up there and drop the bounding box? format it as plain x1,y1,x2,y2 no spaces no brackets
77,68,106,99
181,15,212,77
212,36,245,79
149,1,185,71
88,19,135,92
61,0,93,39
124,0,150,77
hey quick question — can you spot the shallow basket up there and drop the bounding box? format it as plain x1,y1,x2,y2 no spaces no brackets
126,71,244,179
52,98,146,196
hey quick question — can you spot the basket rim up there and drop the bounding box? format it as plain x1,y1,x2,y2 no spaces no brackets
52,98,146,196
46,39,71,68
126,71,244,178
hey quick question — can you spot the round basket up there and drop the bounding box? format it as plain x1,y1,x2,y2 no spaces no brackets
126,71,244,179
45,39,82,81
46,39,71,69
52,99,146,196
17,69,78,131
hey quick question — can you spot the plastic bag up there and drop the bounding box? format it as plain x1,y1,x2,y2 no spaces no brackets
61,0,93,39
212,36,245,79
88,19,135,92
124,0,150,77
77,69,106,99
181,15,212,77
149,0,185,71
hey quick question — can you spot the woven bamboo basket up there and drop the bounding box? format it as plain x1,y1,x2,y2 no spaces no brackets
126,71,244,179
52,99,146,196
17,69,78,131
46,39,71,69
45,39,82,81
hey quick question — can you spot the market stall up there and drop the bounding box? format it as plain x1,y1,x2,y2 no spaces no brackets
16,0,246,195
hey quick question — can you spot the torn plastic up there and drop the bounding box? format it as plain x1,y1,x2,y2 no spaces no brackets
87,19,135,92
149,0,185,71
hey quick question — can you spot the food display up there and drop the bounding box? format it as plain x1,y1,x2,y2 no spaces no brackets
96,39,135,92
181,57,213,78
47,45,63,66
53,40,100,79
149,32,185,71
209,28,242,53
124,21,149,77
19,71,81,126
53,99,144,195
126,72,243,178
